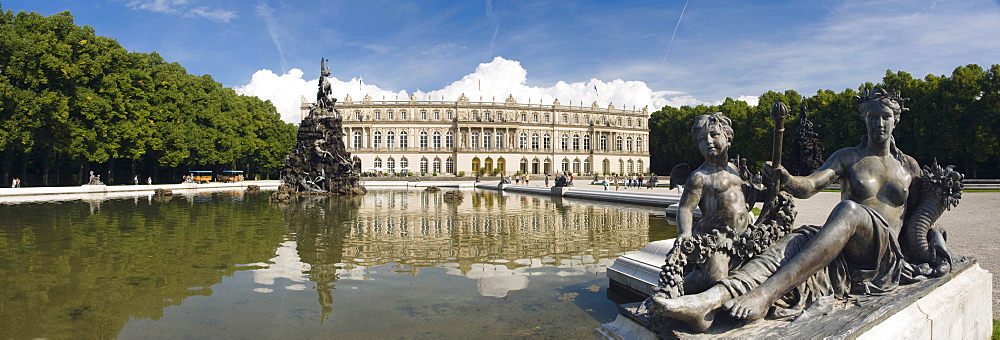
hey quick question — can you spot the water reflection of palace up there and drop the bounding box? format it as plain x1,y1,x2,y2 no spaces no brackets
343,190,652,270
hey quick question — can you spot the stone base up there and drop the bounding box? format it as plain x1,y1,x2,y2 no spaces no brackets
598,260,992,338
550,186,572,196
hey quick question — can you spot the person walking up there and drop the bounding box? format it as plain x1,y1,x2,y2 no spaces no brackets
602,176,608,190
545,174,550,187
615,175,620,191
134,175,139,185
11,178,15,188
147,177,152,185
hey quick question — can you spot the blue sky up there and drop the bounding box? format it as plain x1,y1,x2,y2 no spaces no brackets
5,0,1000,122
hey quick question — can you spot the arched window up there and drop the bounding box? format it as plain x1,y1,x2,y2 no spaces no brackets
619,159,624,174
433,131,441,148
626,137,633,152
386,131,396,149
627,160,634,174
471,131,479,148
573,159,581,173
531,133,540,150
583,135,591,150
399,131,408,148
353,131,363,148
495,132,504,148
373,157,382,169
600,135,607,150
520,158,529,174
561,158,570,172
572,134,580,150
584,159,591,173
636,137,643,153
387,157,396,172
446,157,455,174
519,133,528,149
483,132,491,149
446,132,454,148
561,134,569,150
400,157,408,170
543,134,551,150
433,157,442,173
420,131,428,148
616,136,623,151
420,157,429,173
373,131,383,148
637,160,644,174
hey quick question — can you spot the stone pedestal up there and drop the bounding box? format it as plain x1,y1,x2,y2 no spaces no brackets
600,254,993,339
550,186,572,196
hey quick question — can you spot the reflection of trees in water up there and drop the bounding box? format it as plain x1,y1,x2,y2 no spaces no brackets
0,192,286,339
339,190,651,275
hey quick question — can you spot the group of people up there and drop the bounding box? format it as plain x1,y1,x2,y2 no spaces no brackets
601,173,657,191
10,177,21,188
133,175,153,185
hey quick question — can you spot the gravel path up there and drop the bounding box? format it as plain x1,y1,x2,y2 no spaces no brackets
793,191,999,319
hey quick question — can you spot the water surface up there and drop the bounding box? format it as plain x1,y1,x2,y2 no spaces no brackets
0,189,674,338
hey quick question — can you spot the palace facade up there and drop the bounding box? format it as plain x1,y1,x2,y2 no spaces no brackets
301,93,650,176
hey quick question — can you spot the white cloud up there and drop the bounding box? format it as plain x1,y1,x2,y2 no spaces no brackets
235,56,704,124
127,0,189,13
186,6,237,22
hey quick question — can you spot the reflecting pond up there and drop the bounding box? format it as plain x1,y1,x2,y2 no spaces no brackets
0,188,675,338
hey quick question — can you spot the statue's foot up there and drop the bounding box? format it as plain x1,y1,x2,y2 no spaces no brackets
650,294,718,332
722,290,771,320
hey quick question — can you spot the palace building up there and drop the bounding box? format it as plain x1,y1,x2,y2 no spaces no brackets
301,93,650,176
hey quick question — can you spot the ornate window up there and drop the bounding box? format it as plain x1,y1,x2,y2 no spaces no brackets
636,137,643,153
387,157,396,172
521,112,527,122
446,157,455,174
543,133,551,150
637,119,642,128
400,157,408,169
433,157,442,173
399,131,408,148
637,160,644,174
584,159,591,173
483,132,491,149
374,110,382,120
355,110,362,121
561,158,569,172
420,131,428,148
562,115,568,124
585,115,591,125
373,157,382,169
561,134,569,150
420,157,428,173
387,110,394,120
434,110,440,120
433,131,441,148
446,110,453,120
572,134,580,150
573,159,581,173
583,135,591,150
545,114,550,122
400,110,408,120
627,160,634,174
533,113,539,122
495,132,504,148
387,131,396,149
471,131,479,148
616,136,623,151
531,133,540,150
373,131,383,148
574,114,579,124
617,118,622,126
628,119,633,127
600,135,607,150
519,133,527,149
627,137,633,152
353,131,363,148
446,132,454,148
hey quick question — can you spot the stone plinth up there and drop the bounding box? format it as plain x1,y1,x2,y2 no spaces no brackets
600,257,992,338
550,186,572,196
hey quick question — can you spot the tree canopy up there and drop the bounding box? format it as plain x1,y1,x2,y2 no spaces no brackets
0,9,296,185
649,65,1000,178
